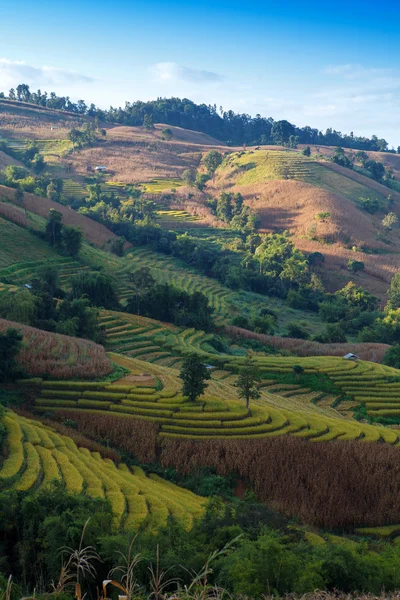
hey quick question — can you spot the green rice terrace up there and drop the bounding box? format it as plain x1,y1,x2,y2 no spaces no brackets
226,149,386,204
26,350,400,444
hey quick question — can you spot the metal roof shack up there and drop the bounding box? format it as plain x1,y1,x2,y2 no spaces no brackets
343,353,359,361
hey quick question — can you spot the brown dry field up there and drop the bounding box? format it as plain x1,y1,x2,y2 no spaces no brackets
0,184,118,247
229,179,390,247
68,124,228,183
0,99,85,139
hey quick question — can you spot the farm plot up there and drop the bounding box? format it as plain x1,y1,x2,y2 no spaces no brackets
0,411,206,531
0,256,89,287
0,218,61,268
29,352,400,445
0,317,112,379
99,310,222,365
229,150,385,204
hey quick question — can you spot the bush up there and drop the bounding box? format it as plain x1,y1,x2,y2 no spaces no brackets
348,259,365,272
314,324,347,343
0,328,23,382
383,345,400,369
286,323,310,339
358,197,379,214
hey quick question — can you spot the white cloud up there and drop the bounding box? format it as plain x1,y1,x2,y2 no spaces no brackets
151,62,223,83
0,58,93,89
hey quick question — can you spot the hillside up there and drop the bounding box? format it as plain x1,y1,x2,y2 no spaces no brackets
210,148,400,295
0,318,112,379
0,184,119,247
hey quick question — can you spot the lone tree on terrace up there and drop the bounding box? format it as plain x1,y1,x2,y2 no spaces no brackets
235,357,261,409
179,353,211,402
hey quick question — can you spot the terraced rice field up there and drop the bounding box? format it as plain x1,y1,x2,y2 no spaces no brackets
63,179,88,199
139,178,183,193
324,361,400,420
28,354,400,444
230,150,384,204
99,310,223,366
0,256,89,288
118,248,233,322
156,209,199,225
0,411,206,531
99,309,400,426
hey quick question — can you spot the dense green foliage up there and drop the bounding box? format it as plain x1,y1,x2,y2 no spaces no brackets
2,483,400,597
0,269,105,343
70,271,119,309
127,278,214,331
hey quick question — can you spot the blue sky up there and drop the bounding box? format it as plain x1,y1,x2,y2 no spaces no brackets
1,0,400,145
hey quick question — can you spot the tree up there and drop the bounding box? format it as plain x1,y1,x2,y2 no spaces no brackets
0,328,23,381
14,188,26,215
315,212,331,221
331,147,353,169
70,272,119,309
109,237,125,256
161,127,173,140
387,273,400,310
382,212,398,230
271,120,295,145
179,354,211,402
182,168,196,186
365,159,385,181
357,196,379,214
292,365,304,380
16,83,31,102
45,209,63,246
235,358,261,409
195,173,210,191
336,281,377,311
33,153,45,173
347,259,365,273
0,289,37,325
61,225,82,257
383,345,400,369
143,114,154,130
302,146,311,157
203,150,223,177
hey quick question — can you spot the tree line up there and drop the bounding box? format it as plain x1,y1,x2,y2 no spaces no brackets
1,84,395,151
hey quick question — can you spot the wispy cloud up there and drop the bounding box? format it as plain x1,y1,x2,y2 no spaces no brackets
151,62,223,83
0,58,93,88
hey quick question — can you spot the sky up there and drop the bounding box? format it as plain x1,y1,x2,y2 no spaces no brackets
1,0,400,145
